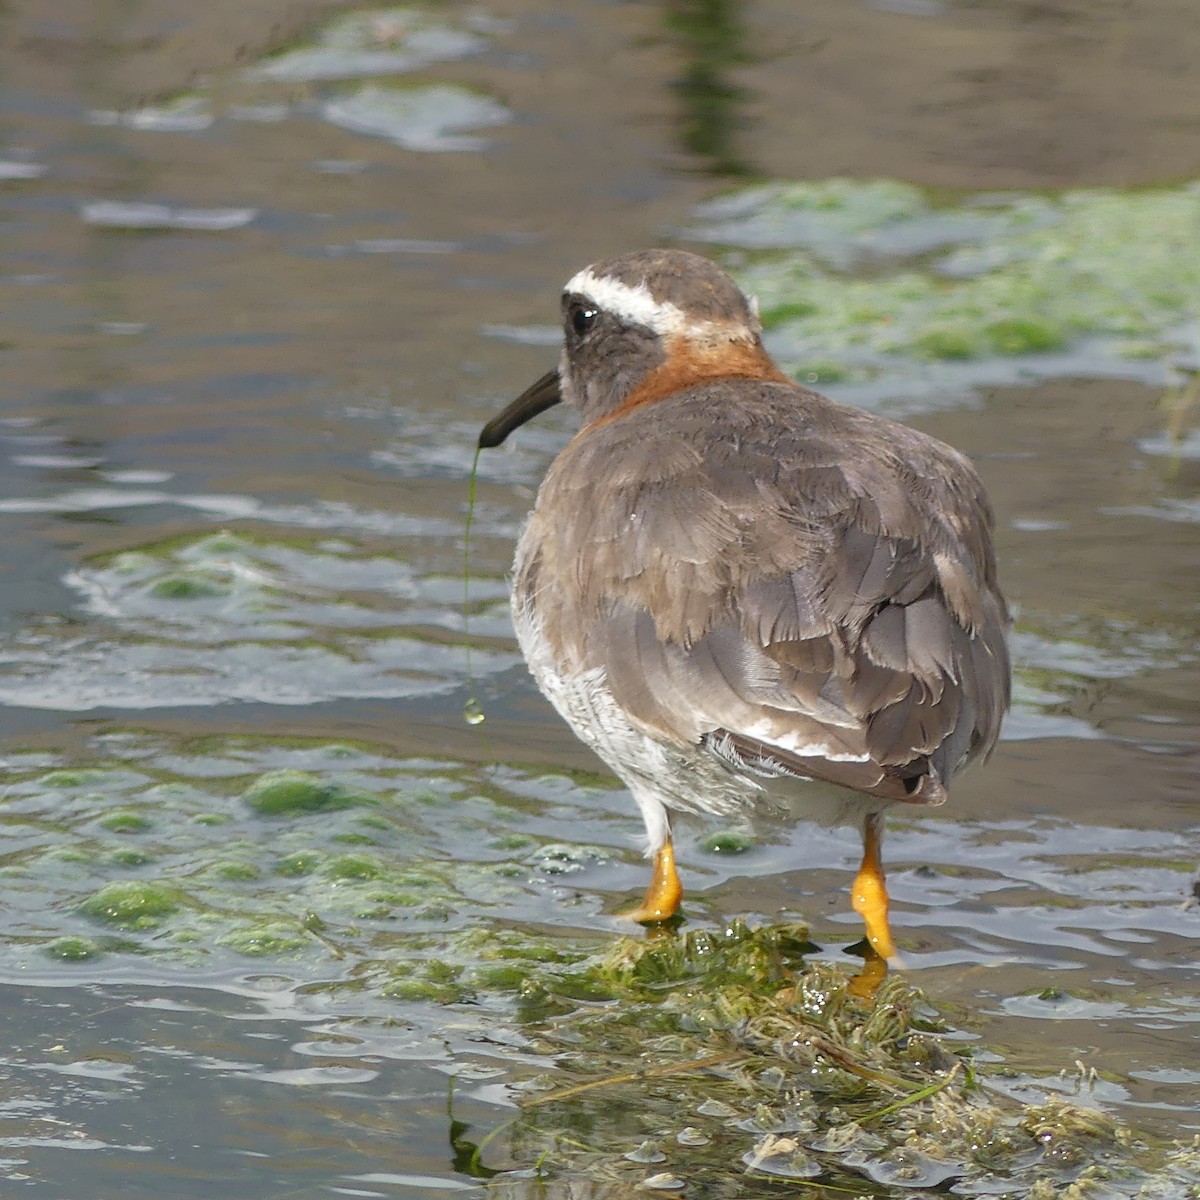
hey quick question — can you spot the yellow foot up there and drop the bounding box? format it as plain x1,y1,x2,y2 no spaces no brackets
851,815,901,964
847,951,890,1002
621,838,683,924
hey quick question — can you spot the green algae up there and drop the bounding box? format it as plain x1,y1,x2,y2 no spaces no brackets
38,769,114,789
490,833,535,852
39,846,96,866
691,177,930,255
81,531,282,613
384,972,469,1004
356,813,393,831
699,831,755,855
473,964,530,991
99,810,152,833
241,769,372,816
185,531,253,556
56,529,523,715
211,860,260,882
44,936,102,961
8,730,1197,1196
384,960,468,1008
684,179,1200,403
217,921,313,957
148,570,232,600
325,853,384,881
985,315,1068,355
109,551,157,575
370,927,596,1006
0,731,500,967
79,880,183,928
322,743,364,760
479,924,1200,1197
914,321,985,360
276,850,323,876
107,848,154,868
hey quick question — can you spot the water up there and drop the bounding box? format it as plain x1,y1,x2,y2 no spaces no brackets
1,0,1197,1195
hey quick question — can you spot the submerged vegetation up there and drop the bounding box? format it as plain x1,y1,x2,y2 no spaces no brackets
479,925,1200,1197
684,177,1200,409
2,717,1195,1197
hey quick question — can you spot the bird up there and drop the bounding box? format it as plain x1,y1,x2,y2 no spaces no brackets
478,248,1010,964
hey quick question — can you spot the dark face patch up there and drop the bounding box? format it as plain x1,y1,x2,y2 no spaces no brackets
555,249,767,427
558,292,667,424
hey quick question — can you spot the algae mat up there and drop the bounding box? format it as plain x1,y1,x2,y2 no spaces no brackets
683,178,1200,413
3,727,1197,1196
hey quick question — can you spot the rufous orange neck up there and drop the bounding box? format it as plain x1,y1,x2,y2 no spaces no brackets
581,336,791,436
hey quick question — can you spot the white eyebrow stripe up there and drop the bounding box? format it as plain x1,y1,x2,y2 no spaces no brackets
563,267,759,340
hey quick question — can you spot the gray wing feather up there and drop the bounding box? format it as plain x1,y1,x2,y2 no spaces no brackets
524,381,1011,803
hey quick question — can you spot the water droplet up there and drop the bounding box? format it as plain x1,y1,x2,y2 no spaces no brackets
463,697,485,725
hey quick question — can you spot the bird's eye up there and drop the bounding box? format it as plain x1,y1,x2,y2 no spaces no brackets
568,302,598,338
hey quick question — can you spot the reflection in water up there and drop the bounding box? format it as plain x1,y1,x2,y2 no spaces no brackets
449,1085,501,1180
665,0,753,176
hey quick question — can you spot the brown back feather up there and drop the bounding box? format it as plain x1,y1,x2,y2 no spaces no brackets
517,379,1010,803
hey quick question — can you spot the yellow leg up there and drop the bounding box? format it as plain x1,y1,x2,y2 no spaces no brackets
621,838,683,924
851,814,899,963
847,951,889,1002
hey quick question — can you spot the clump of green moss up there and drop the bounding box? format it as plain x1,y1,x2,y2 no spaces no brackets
490,833,535,852
276,850,323,876
186,531,252,556
211,860,260,882
699,831,755,855
985,315,1067,355
44,936,102,961
148,570,231,600
331,831,377,846
241,769,371,816
99,810,152,834
38,769,112,789
325,853,384,881
79,880,182,929
107,848,154,868
689,179,1200,397
109,551,156,575
914,322,984,360
321,743,362,760
384,959,471,1004
217,921,312,957
477,923,1198,1196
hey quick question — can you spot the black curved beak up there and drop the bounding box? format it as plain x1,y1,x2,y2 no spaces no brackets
478,370,562,449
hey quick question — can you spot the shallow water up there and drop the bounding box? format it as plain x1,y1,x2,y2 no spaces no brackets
1,0,1197,1195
